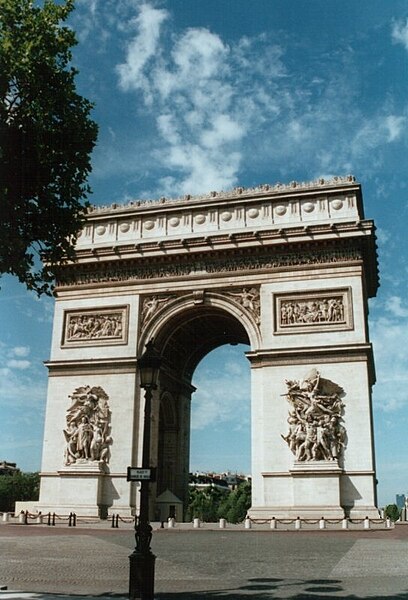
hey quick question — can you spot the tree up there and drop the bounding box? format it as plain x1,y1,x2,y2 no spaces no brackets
0,0,98,295
0,471,40,512
384,504,401,522
217,480,251,523
186,486,225,522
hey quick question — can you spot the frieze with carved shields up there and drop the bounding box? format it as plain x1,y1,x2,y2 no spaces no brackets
281,369,346,462
63,386,112,466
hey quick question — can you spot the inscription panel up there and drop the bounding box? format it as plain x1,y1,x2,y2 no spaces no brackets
274,289,353,334
62,306,129,347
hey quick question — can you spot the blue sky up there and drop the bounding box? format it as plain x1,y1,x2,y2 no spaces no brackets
1,0,408,508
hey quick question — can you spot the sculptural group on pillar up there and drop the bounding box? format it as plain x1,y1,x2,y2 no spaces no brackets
63,385,112,466
282,369,346,462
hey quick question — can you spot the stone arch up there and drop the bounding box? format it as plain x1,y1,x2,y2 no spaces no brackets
37,177,379,520
141,292,257,515
139,291,261,382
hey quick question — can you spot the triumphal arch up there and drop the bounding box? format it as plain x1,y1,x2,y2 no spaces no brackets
37,176,379,519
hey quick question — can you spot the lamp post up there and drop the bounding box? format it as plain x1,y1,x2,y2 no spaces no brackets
129,340,162,600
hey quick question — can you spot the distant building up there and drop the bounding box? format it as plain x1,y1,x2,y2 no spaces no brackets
396,494,406,509
189,471,250,493
0,461,19,476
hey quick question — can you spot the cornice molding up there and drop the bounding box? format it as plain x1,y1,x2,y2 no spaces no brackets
45,357,138,376
246,343,376,385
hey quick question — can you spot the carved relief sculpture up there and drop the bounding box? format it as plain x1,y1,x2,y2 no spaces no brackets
281,369,346,462
62,307,128,346
226,287,260,324
141,295,174,326
275,289,352,334
63,386,112,465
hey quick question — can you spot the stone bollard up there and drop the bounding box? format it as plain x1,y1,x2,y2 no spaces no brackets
18,511,25,524
193,518,200,528
319,517,325,530
295,517,301,530
364,517,370,530
386,518,391,529
219,518,226,529
342,518,348,530
168,518,175,528
270,517,277,529
2,513,9,523
244,518,252,529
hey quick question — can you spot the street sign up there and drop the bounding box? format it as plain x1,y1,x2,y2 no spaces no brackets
127,467,156,482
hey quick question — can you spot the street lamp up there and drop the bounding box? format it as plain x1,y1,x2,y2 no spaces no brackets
129,340,162,600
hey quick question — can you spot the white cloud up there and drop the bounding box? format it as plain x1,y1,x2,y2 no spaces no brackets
115,5,288,196
392,18,408,51
116,4,169,97
7,359,31,370
385,296,408,318
11,346,30,357
371,315,408,411
191,349,250,430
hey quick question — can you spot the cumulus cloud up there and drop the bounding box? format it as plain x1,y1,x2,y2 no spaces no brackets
0,342,45,408
392,18,408,51
115,5,288,195
192,347,250,431
11,346,30,358
371,314,408,412
74,1,408,199
116,4,169,98
385,295,408,318
7,359,31,370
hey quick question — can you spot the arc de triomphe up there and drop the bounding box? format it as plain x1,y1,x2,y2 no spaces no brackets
37,176,379,519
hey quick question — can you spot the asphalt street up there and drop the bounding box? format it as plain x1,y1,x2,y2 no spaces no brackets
1,522,408,599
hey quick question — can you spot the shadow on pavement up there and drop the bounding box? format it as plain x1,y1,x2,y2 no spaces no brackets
155,577,408,599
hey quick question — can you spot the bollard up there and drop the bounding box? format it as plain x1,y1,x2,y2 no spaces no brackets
319,517,325,530
244,518,251,529
36,513,43,525
47,512,51,526
386,518,391,529
115,514,118,528
18,511,25,524
193,517,200,528
364,516,370,530
168,518,175,528
342,518,348,530
52,513,56,526
270,517,277,529
295,517,301,530
219,518,226,529
24,511,28,525
68,513,72,527
2,513,9,523
111,514,115,528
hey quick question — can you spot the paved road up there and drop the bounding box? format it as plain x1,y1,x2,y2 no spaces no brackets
1,522,408,599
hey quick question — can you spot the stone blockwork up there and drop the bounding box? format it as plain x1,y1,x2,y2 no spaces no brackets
37,176,379,519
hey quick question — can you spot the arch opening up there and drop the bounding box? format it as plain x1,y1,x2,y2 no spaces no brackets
150,303,252,518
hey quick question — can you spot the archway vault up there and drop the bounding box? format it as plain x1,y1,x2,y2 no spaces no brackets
139,291,260,383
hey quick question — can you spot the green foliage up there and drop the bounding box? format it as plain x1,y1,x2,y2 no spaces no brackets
0,472,40,512
0,0,98,295
185,481,252,524
217,481,252,524
384,503,401,522
186,486,225,522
